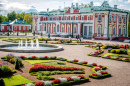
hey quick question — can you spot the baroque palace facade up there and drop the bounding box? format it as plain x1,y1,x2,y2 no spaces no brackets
33,1,129,40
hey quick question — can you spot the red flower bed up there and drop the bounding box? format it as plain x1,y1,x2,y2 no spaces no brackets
73,59,79,62
78,75,85,79
36,82,44,86
44,56,48,58
52,79,61,84
96,65,103,68
116,57,120,59
92,73,97,76
21,85,26,86
94,68,100,71
83,61,88,64
124,58,129,60
32,56,37,58
99,71,108,74
120,45,124,48
29,64,83,72
92,63,97,66
67,77,74,81
20,56,25,59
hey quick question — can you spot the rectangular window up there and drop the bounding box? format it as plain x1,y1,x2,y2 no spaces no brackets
71,17,73,20
62,27,64,32
35,17,37,21
82,16,84,20
53,27,55,32
15,26,17,30
28,26,29,30
67,17,68,20
113,28,115,35
48,17,50,20
23,27,25,30
68,27,70,33
123,29,125,35
76,17,78,20
114,15,116,21
98,27,101,35
89,26,92,36
7,26,10,30
84,26,87,35
98,15,101,21
62,17,63,20
40,25,42,31
124,16,126,22
19,26,21,30
2,26,4,30
74,27,76,33
88,16,90,20
109,15,112,21
119,16,122,22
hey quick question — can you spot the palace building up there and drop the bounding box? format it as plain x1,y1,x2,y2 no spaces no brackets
33,1,129,40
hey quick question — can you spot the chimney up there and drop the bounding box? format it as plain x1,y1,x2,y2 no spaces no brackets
15,19,17,22
47,8,49,13
114,5,117,9
76,3,78,9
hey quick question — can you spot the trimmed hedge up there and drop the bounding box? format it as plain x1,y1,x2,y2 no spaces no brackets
89,73,111,79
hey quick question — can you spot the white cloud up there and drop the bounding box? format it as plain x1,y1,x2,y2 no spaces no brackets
118,0,123,2
109,0,117,3
124,0,130,4
94,2,101,6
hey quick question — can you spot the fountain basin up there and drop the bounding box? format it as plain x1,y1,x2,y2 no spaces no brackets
0,44,63,53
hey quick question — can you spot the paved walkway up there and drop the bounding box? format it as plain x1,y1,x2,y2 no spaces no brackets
0,36,130,86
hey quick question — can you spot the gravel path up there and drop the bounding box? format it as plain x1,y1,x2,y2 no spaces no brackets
0,37,130,86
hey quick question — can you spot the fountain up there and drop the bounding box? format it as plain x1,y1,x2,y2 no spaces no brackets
0,39,63,53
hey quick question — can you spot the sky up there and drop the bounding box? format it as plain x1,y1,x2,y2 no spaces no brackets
0,0,130,16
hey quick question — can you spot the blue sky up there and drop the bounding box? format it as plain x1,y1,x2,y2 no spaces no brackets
0,0,130,16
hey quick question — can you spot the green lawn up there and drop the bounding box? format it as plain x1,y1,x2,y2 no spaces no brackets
25,60,55,64
3,74,33,86
127,50,130,53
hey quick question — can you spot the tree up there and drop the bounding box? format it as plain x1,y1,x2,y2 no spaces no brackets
24,14,32,24
7,11,16,21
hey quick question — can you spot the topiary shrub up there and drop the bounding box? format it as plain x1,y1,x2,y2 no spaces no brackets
116,50,121,54
0,78,5,86
15,58,20,69
110,49,116,53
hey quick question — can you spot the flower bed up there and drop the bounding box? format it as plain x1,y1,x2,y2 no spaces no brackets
0,64,16,76
29,64,83,72
67,59,110,79
1,54,23,67
21,75,89,86
87,50,104,57
108,49,128,54
102,55,130,62
102,44,120,49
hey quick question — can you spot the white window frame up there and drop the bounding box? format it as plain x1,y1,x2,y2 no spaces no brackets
44,25,46,31
15,26,17,30
97,25,101,36
53,26,55,32
7,26,10,30
113,27,115,35
109,15,112,21
75,16,78,20
62,25,64,32
119,16,122,22
81,16,84,20
88,15,90,20
123,28,126,36
57,17,59,20
98,14,101,21
23,26,25,30
71,17,73,20
74,26,77,33
124,16,126,22
114,15,116,22
19,26,21,30
2,26,4,31
67,25,70,33
66,16,68,20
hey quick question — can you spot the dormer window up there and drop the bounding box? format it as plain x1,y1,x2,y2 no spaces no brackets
119,16,122,22
98,15,101,21
88,16,90,20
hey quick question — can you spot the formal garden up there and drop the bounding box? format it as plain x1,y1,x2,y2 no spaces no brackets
1,34,130,86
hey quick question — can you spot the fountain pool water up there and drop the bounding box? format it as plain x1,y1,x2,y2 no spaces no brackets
0,39,63,53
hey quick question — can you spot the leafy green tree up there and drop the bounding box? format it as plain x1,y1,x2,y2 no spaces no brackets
24,14,32,24
7,11,16,21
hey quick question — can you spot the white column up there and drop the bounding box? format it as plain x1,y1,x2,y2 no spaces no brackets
37,17,40,33
92,14,95,35
104,13,108,37
65,23,66,33
71,23,72,35
127,14,129,37
51,23,52,33
78,23,80,35
117,15,119,37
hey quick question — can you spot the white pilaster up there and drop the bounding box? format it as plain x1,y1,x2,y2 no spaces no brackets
65,23,66,33
37,17,40,33
117,15,119,37
71,23,72,35
92,14,95,35
127,14,129,37
78,23,80,35
51,23,52,33
46,23,47,33
104,13,108,37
